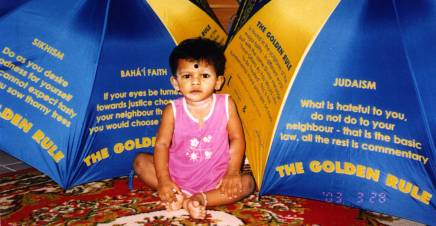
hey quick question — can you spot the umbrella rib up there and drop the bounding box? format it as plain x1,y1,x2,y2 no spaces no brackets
65,0,113,189
392,0,436,155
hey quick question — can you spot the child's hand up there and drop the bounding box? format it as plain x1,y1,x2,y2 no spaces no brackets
217,172,243,199
158,179,181,204
164,192,184,211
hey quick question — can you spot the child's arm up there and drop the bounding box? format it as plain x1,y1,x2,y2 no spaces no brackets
154,104,181,203
220,97,246,198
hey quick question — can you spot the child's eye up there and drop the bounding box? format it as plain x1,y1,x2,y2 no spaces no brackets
181,74,191,79
202,74,210,78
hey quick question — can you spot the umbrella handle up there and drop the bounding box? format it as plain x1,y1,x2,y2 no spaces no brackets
128,170,135,190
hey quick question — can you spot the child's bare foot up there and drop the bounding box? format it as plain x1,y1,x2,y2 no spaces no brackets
183,193,207,219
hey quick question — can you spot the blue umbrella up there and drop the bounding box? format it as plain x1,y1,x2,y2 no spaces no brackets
0,0,226,188
222,0,435,224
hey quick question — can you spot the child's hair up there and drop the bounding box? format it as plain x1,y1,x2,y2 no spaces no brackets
169,37,226,76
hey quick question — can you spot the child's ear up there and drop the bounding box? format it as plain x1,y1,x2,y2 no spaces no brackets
170,76,180,91
215,76,225,91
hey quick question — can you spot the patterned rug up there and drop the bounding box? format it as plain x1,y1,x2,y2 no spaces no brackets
0,168,412,225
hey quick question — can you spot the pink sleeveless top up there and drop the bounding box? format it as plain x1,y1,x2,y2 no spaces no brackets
168,94,230,194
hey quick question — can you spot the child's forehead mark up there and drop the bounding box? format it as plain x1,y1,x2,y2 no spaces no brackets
194,63,199,69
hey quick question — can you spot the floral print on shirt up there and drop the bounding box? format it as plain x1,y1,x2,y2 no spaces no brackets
186,135,213,162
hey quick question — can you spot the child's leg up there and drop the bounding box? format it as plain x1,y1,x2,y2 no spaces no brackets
133,153,158,189
203,174,255,206
133,153,185,211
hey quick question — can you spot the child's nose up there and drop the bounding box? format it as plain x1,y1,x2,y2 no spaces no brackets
191,76,201,85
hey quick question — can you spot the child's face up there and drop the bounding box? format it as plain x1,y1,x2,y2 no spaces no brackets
171,59,224,103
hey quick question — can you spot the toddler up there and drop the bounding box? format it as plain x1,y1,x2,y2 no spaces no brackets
133,37,255,219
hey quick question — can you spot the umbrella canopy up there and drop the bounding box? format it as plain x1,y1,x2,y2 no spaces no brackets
222,0,435,224
0,0,226,188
